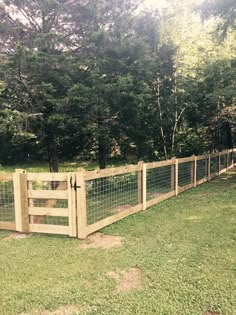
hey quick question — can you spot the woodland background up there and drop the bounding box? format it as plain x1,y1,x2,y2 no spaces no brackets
0,0,235,171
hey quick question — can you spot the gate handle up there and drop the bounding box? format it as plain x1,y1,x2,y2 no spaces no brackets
70,177,81,191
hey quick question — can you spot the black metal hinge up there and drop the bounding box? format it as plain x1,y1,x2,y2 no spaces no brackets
70,177,81,191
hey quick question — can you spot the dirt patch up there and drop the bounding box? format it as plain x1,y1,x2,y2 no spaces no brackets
19,304,81,315
111,205,132,213
80,232,124,249
107,268,143,292
4,232,31,240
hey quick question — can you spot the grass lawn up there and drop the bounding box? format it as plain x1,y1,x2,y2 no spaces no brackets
0,169,235,315
0,160,126,173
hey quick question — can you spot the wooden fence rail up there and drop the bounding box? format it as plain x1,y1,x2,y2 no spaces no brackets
0,148,236,238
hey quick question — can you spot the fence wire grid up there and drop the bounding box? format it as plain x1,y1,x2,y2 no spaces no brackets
197,159,208,181
178,162,194,187
86,172,139,225
0,179,15,222
220,154,227,171
210,156,218,176
146,165,173,201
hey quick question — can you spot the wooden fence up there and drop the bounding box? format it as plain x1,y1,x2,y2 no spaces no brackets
0,149,235,238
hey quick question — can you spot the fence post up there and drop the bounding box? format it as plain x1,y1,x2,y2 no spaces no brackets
138,161,143,205
68,173,77,237
175,159,179,196
76,168,87,239
230,150,233,167
218,153,221,175
142,163,147,211
194,156,197,187
13,169,29,233
208,154,211,181
171,157,176,191
226,150,228,170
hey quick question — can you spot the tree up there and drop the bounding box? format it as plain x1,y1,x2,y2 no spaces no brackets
0,0,139,170
200,0,236,38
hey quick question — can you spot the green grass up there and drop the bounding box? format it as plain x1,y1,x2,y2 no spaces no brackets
0,170,236,315
0,160,126,173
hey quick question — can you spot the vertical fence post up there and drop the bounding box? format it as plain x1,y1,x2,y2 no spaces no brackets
142,163,147,211
175,159,179,196
208,154,211,181
194,156,197,187
13,169,29,233
226,150,228,170
138,161,143,206
76,168,87,239
68,173,77,237
218,153,221,175
171,157,176,191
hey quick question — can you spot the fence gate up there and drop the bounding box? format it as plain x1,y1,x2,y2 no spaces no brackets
13,171,77,237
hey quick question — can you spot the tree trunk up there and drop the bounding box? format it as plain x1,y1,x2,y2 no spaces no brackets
98,137,106,169
155,78,168,160
47,138,59,172
225,122,233,149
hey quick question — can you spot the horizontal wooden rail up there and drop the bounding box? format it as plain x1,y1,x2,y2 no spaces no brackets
178,183,194,193
196,177,208,186
196,155,208,161
178,156,195,164
28,190,68,199
219,168,227,175
85,164,142,180
85,204,142,236
146,191,176,208
28,207,68,217
146,159,175,170
27,173,68,181
0,173,13,180
211,152,221,158
29,224,69,235
0,221,16,230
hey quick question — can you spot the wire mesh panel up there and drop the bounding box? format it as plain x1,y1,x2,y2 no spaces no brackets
220,154,227,171
210,156,218,176
0,177,15,222
86,172,139,225
178,162,194,187
146,165,173,201
196,159,208,181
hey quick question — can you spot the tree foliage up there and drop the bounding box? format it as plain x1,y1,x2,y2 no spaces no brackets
0,0,235,170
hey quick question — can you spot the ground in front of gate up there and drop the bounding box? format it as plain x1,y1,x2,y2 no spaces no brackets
0,169,235,315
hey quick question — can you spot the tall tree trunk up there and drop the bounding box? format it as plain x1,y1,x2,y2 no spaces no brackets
225,122,233,149
47,137,59,172
155,78,168,160
98,136,106,169
171,66,178,157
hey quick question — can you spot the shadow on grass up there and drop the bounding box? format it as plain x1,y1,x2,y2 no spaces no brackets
210,168,236,187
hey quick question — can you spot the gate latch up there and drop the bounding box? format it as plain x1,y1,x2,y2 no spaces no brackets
70,177,81,191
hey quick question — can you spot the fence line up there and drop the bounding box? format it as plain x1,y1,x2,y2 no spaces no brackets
0,149,235,238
